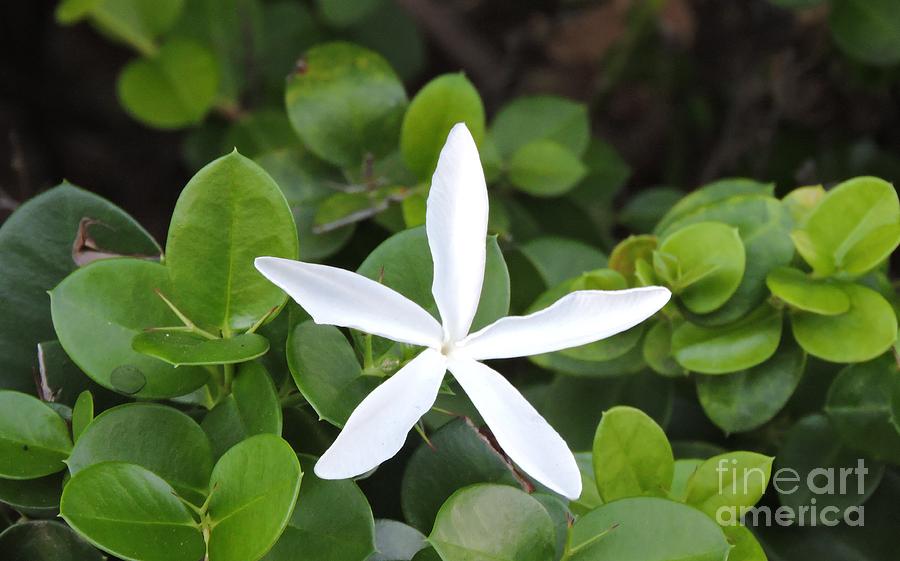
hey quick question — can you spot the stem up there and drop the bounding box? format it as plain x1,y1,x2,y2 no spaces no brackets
154,290,219,340
363,334,374,370
223,363,234,394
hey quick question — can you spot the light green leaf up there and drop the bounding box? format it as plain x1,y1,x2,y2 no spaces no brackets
592,406,674,501
655,178,773,235
672,304,782,374
723,525,767,561
570,453,604,516
401,73,485,179
567,497,730,561
696,339,805,433
490,96,590,158
684,452,774,519
61,462,205,561
207,434,302,561
50,259,209,398
202,361,283,460
668,459,702,502
791,283,896,363
67,403,213,505
657,222,746,314
58,0,183,54
508,140,587,197
285,42,407,167
0,391,71,479
132,331,269,366
117,38,218,128
429,484,555,561
766,266,850,315
166,151,298,334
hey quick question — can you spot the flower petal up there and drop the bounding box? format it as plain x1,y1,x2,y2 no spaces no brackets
458,287,671,360
447,357,581,499
315,349,447,479
427,123,489,343
255,256,443,348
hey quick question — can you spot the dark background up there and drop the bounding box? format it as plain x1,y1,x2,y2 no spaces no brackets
2,0,899,239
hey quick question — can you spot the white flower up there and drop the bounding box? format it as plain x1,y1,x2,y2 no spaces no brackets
255,123,670,499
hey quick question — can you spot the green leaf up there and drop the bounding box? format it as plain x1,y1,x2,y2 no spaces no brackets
317,0,384,27
117,38,218,128
696,339,806,433
592,406,674,501
286,321,375,427
357,226,510,335
0,183,158,393
668,459,702,502
766,266,850,315
0,473,63,518
655,178,773,235
518,236,609,287
825,354,900,464
782,185,825,225
224,110,303,159
792,176,900,276
830,0,900,66
71,391,93,443
166,151,298,334
722,525,766,561
372,520,428,561
61,462,204,561
0,391,72,479
507,140,587,197
776,414,885,512
429,484,555,561
202,362,283,460
58,0,183,53
657,222,746,314
132,331,269,366
401,419,523,532
0,520,104,561
672,303,782,374
67,403,213,505
619,187,683,233
570,453,604,516
50,259,209,398
490,96,590,158
264,454,374,561
609,235,657,284
285,42,407,167
401,73,486,179
791,283,897,363
566,497,730,561
642,319,684,377
684,452,774,519
207,434,303,561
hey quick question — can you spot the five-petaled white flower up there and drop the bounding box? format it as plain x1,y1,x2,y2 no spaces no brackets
255,123,670,499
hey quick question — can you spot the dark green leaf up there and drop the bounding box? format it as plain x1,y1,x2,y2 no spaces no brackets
0,391,71,479
0,473,63,518
830,0,900,66
490,96,590,158
0,520,104,561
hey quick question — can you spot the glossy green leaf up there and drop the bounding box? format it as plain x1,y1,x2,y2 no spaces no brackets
357,227,509,335
766,266,850,315
570,453,604,516
50,259,208,398
642,319,684,377
166,151,298,333
655,178,773,235
132,331,269,366
723,525,766,561
490,96,590,158
830,0,900,66
657,222,746,314
672,304,782,374
429,484,555,561
609,234,657,284
592,406,674,501
287,320,376,426
61,462,205,561
264,455,374,561
791,283,896,363
668,459,702,502
792,177,900,276
0,520,104,561
68,403,213,505
202,361,283,460
825,355,900,464
684,452,774,519
207,434,302,561
401,73,485,179
372,520,428,561
0,473,63,518
776,414,885,512
0,183,158,393
518,236,609,287
696,339,805,433
285,42,407,167
71,391,93,443
567,497,730,561
508,140,587,197
0,391,71,479
401,418,523,532
117,38,218,128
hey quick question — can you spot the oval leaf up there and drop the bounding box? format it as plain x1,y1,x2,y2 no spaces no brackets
766,266,850,315
0,391,72,479
132,331,270,366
